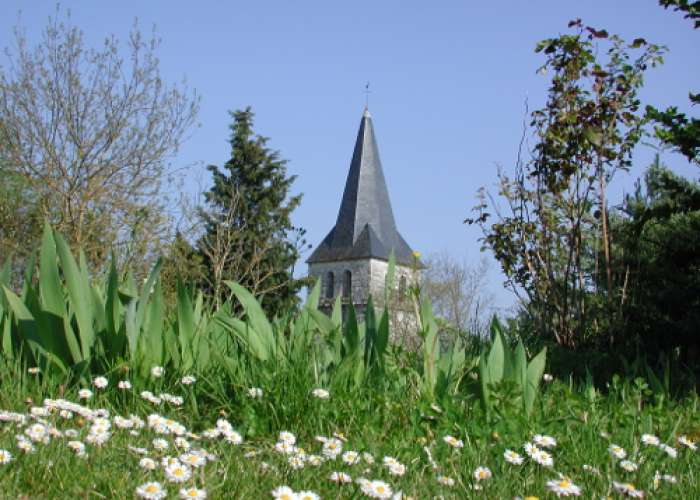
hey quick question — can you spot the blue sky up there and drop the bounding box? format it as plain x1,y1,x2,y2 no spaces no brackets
2,1,698,311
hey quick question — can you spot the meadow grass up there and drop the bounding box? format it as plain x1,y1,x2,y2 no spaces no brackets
0,356,697,499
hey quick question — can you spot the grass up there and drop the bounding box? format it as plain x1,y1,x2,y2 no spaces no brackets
0,358,697,499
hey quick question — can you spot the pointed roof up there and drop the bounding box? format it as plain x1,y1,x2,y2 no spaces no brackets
307,108,418,266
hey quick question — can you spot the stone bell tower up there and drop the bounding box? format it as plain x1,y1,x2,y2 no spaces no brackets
307,107,420,342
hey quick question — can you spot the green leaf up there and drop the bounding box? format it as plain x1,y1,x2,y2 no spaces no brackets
305,279,321,310
54,232,94,359
225,281,275,359
525,347,547,414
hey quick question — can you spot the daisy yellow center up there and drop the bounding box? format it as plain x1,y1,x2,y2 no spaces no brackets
174,468,185,476
186,491,198,498
479,471,488,478
376,486,386,493
146,485,159,493
559,480,571,488
280,495,292,500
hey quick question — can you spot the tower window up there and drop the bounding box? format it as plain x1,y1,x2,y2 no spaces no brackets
343,270,352,299
325,272,335,299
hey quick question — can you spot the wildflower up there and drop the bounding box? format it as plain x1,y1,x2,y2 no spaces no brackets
473,466,492,482
543,373,554,382
271,486,298,500
28,367,40,374
139,457,157,470
609,444,627,459
363,452,375,464
504,449,524,465
279,431,296,445
412,250,421,258
342,450,361,465
307,454,323,466
620,460,638,472
78,389,93,400
437,475,455,486
275,441,296,454
0,449,13,464
181,375,196,385
136,481,167,500
659,443,677,458
366,480,393,499
248,387,263,398
179,488,207,500
180,452,206,468
387,462,406,476
297,492,320,500
118,380,132,390
641,434,660,446
64,429,79,438
67,441,86,456
443,435,464,449
523,442,539,457
152,438,169,451
653,471,677,487
612,481,645,498
322,438,343,459
165,462,192,483
59,410,73,419
25,423,50,444
533,434,557,448
330,471,352,483
678,435,697,451
288,454,306,469
311,388,330,399
93,376,108,389
16,437,35,453
546,477,581,497
151,366,164,378
30,407,50,417
531,449,554,467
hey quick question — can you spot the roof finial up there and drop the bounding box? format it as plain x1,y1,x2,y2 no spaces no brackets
364,81,371,110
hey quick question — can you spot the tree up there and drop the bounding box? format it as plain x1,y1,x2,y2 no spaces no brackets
421,252,492,336
0,8,200,270
467,21,664,347
199,108,306,315
646,1,700,165
610,157,700,364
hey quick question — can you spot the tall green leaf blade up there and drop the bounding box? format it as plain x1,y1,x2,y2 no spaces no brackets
524,347,547,414
54,233,94,359
514,340,527,391
486,330,505,385
141,279,164,368
39,224,65,317
226,281,274,359
305,278,321,310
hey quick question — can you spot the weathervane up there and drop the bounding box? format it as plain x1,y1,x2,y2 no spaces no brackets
364,82,371,109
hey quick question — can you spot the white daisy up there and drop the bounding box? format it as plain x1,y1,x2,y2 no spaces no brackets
271,485,298,500
0,449,13,464
620,460,638,472
504,449,524,465
297,492,319,500
533,434,557,448
118,380,132,390
437,475,455,486
311,388,329,399
609,444,627,459
546,477,581,497
443,435,464,448
329,471,352,483
78,389,93,400
613,481,645,498
641,434,660,446
151,366,164,378
181,375,196,385
473,466,492,481
342,450,361,465
248,387,263,398
93,376,108,389
678,435,697,451
136,481,167,500
164,462,192,483
139,457,157,470
179,487,207,500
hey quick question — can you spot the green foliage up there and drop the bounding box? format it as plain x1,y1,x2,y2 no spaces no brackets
609,158,700,366
198,107,306,316
478,318,547,416
468,21,664,348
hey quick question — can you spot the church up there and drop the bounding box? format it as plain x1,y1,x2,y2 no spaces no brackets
307,107,421,339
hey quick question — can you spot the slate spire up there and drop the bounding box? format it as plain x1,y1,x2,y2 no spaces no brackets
307,108,416,265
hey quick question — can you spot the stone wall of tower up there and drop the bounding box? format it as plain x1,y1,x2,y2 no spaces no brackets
308,258,420,347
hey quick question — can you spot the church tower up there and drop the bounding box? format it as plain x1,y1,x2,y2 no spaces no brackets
307,108,420,338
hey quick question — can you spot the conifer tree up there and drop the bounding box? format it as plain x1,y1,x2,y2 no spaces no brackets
199,107,306,315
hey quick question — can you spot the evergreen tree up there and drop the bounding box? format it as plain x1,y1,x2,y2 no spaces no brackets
199,107,306,315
